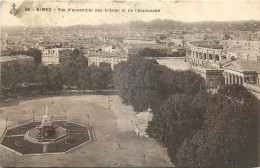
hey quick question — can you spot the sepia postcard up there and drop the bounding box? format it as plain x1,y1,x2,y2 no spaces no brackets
0,0,260,167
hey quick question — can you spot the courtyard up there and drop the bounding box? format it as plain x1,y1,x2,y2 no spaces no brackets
0,93,173,167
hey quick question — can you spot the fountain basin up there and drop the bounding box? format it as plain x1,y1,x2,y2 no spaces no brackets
24,127,69,144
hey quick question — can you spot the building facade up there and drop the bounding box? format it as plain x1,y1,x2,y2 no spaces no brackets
88,55,127,70
41,47,72,65
186,41,260,98
123,38,157,45
221,40,260,62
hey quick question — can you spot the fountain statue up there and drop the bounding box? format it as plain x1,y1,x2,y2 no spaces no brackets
36,107,59,139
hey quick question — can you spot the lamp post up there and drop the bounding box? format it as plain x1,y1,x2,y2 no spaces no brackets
52,92,54,104
5,117,8,130
143,154,145,166
87,114,90,127
32,110,35,122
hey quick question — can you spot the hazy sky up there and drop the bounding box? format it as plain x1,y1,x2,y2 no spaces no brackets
2,0,260,27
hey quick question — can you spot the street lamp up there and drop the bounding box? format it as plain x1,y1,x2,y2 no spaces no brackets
32,110,35,122
5,117,8,130
52,92,54,104
87,114,90,127
143,154,146,166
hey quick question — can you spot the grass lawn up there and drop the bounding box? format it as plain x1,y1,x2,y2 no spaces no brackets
0,94,173,167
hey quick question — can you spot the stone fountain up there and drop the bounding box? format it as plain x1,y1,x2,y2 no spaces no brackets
24,107,68,143
36,107,59,139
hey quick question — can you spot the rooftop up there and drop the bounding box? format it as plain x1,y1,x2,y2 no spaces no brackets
87,52,128,58
223,59,260,73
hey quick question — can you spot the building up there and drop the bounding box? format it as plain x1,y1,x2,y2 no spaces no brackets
0,55,34,66
186,41,228,70
186,40,260,98
123,38,157,45
222,59,260,98
223,59,260,85
186,41,228,89
88,54,127,70
221,40,260,62
41,47,72,65
123,44,174,56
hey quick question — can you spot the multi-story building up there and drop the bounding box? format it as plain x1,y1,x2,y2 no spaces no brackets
123,38,157,45
87,53,127,70
123,44,174,56
41,47,72,65
221,40,260,62
186,40,260,98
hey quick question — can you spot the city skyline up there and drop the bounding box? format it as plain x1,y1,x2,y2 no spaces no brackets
2,0,260,27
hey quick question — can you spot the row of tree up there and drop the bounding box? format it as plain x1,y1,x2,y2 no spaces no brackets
1,53,113,101
113,56,258,167
147,85,259,167
10,48,42,64
113,56,205,111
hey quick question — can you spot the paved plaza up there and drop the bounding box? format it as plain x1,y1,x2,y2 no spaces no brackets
0,94,173,167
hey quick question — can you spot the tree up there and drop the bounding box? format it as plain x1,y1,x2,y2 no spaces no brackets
48,65,63,94
176,90,259,167
147,92,210,164
99,62,113,88
113,57,162,111
10,48,42,64
26,48,42,64
61,59,78,94
113,57,205,112
89,65,107,90
77,66,92,93
2,62,22,98
35,65,49,95
20,62,36,97
138,48,161,57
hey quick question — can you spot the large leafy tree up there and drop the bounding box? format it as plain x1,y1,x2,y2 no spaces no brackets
77,65,92,93
147,91,210,164
99,62,113,88
113,56,204,112
26,48,42,64
35,65,49,95
114,57,162,111
61,59,78,94
1,62,23,98
176,86,259,167
89,65,109,90
48,65,63,94
20,62,36,97
10,48,42,64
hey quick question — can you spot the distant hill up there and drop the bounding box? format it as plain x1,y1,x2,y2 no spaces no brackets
3,19,260,32
124,19,260,31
